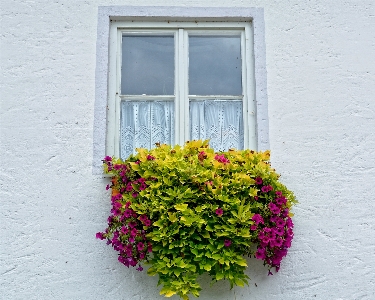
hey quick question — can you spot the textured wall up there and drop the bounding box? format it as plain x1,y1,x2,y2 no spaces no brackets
1,1,374,299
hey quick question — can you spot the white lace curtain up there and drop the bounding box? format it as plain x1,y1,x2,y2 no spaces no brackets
190,100,244,151
121,101,174,159
120,100,243,159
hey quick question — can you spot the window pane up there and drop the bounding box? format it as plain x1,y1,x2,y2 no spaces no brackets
122,35,174,95
120,101,174,159
190,100,244,151
189,35,242,95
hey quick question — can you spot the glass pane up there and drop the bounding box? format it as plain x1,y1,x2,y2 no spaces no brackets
189,35,242,95
120,101,174,159
190,100,244,151
122,35,174,95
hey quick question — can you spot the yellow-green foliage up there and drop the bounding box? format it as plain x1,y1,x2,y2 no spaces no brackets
101,140,297,299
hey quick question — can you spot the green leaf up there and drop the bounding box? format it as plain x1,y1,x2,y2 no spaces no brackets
215,272,224,280
174,203,188,211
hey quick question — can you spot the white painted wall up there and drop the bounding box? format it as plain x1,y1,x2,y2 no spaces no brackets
1,1,374,299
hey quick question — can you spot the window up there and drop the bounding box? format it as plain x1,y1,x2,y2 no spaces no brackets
93,6,269,174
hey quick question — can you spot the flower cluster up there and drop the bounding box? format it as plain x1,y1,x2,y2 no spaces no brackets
252,187,294,272
97,141,297,299
214,154,230,164
96,156,153,271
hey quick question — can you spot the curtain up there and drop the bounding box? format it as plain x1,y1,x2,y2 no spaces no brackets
190,100,244,151
120,101,174,159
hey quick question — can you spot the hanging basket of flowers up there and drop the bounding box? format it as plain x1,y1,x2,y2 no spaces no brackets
97,140,297,300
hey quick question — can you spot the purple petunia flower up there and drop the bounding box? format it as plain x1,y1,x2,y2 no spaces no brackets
255,177,263,185
224,239,231,247
252,214,264,225
269,203,280,215
96,232,105,240
215,208,223,217
137,242,144,251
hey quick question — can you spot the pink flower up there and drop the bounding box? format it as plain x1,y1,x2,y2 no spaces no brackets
255,177,263,185
144,219,151,227
137,242,144,251
261,185,273,193
132,192,138,198
286,217,294,228
252,214,264,225
250,225,257,231
198,151,207,161
124,209,133,218
146,155,155,160
126,183,133,192
104,156,112,162
224,240,231,247
214,154,230,164
255,247,266,260
215,208,223,217
96,232,104,240
276,196,287,206
275,191,283,197
276,218,286,228
269,203,280,215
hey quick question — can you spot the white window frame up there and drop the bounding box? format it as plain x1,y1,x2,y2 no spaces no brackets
93,6,269,174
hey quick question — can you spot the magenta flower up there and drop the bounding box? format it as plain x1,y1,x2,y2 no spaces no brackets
255,177,263,185
132,192,138,198
252,214,264,225
198,151,207,161
215,208,224,217
275,191,283,197
96,232,104,240
224,239,231,247
255,247,266,260
136,265,143,271
276,218,286,228
250,225,257,231
144,219,151,227
124,209,133,218
147,155,155,160
126,183,133,192
137,242,144,251
214,154,230,164
269,203,280,215
261,185,273,193
276,196,287,206
104,156,112,162
286,217,294,228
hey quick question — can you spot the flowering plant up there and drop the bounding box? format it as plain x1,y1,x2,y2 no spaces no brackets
97,140,297,299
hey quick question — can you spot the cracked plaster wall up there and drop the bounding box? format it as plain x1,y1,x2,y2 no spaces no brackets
1,1,374,299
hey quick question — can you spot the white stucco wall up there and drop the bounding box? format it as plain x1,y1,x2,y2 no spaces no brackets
1,1,374,299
